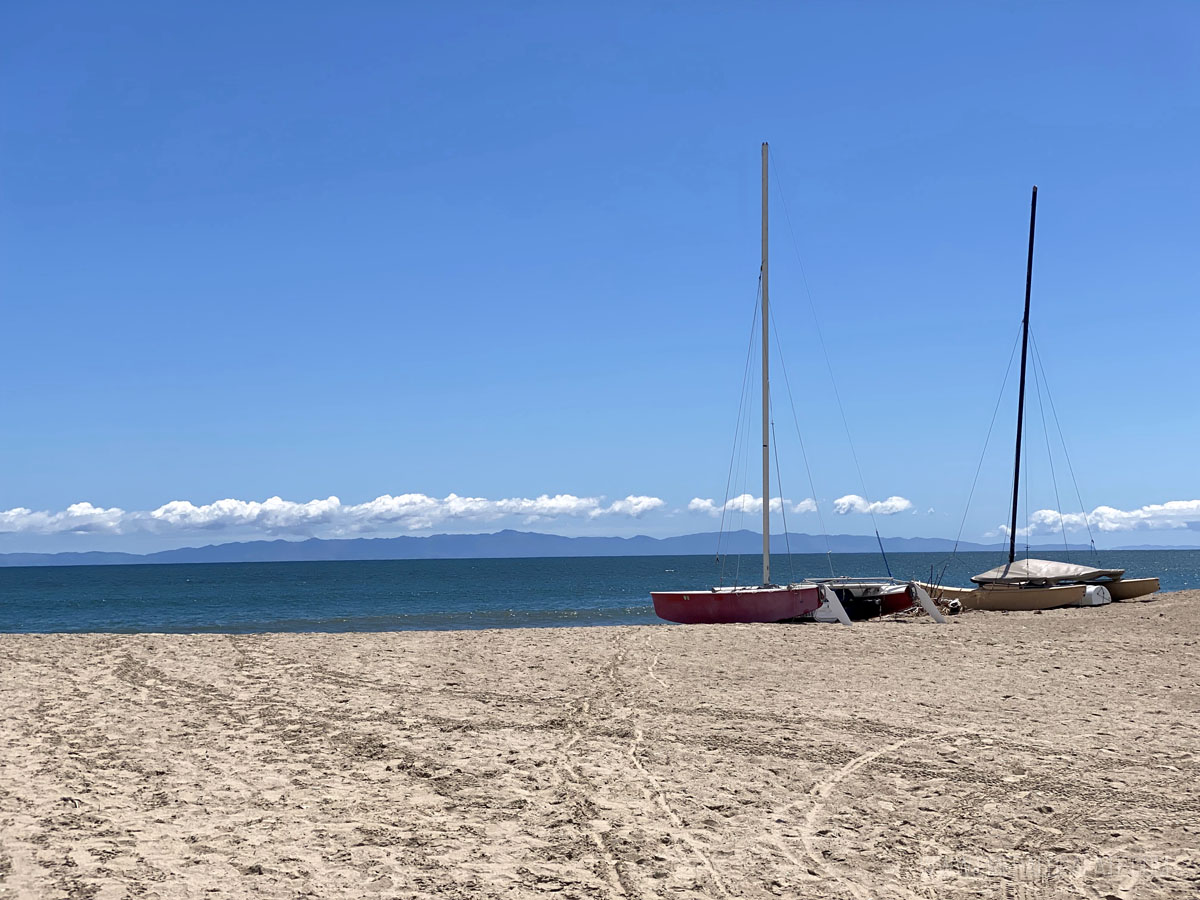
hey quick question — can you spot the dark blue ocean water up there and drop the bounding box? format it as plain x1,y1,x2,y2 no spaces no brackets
0,550,1194,634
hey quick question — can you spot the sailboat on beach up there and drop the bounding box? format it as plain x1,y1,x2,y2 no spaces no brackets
652,144,942,626
920,187,1159,611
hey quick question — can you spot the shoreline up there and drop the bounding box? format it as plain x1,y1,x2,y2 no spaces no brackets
2,591,1197,898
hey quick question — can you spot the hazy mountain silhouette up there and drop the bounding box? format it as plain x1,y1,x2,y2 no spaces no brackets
0,529,1106,567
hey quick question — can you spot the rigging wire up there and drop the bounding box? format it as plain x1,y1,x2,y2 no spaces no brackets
768,150,891,569
1029,329,1071,556
771,316,836,576
717,276,762,587
731,330,759,588
718,278,761,552
1024,380,1031,560
934,323,1024,586
770,419,795,584
731,368,754,588
1030,331,1101,561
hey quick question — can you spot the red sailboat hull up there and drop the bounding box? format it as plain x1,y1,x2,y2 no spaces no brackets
651,585,822,624
817,581,918,621
880,583,917,616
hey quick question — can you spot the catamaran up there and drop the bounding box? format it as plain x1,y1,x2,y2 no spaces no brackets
920,187,1159,611
652,144,942,626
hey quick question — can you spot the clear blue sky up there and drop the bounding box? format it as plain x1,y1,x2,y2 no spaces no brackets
2,2,1198,553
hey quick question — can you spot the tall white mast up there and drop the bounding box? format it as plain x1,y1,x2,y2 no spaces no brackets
761,142,771,585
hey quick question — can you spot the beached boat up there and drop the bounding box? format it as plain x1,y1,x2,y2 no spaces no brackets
809,578,940,622
919,188,1159,612
652,144,943,627
924,581,1087,612
652,144,828,625
1100,577,1161,601
651,583,823,625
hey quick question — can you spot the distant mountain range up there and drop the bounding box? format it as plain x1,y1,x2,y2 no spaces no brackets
0,528,1167,568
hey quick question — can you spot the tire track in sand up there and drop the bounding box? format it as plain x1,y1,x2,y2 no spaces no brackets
632,630,729,897
793,729,962,900
644,633,668,692
553,694,630,897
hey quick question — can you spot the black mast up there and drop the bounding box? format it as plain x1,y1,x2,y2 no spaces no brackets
1008,186,1038,564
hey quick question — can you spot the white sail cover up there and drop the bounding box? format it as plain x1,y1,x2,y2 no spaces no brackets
971,557,1125,586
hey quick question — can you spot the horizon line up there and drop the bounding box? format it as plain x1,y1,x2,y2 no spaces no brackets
1,528,1195,567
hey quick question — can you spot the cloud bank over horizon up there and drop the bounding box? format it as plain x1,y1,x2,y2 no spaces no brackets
0,493,667,538
6,492,1198,543
1,489,909,540
997,499,1200,537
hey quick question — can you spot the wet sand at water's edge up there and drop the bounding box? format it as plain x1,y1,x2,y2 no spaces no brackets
1,591,1197,899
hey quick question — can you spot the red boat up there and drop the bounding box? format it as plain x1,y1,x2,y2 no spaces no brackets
812,579,918,621
649,145,952,629
651,584,821,625
880,584,918,616
649,144,831,626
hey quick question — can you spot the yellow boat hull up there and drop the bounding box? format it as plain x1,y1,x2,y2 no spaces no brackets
1103,577,1160,601
916,581,1087,611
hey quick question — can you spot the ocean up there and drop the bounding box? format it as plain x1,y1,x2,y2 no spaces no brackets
0,550,1195,634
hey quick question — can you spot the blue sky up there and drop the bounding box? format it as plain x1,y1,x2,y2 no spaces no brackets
2,2,1198,553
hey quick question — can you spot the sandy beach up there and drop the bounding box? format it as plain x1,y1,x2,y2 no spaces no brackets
2,592,1197,899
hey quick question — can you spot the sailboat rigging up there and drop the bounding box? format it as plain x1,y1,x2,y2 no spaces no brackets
921,187,1159,610
651,144,943,626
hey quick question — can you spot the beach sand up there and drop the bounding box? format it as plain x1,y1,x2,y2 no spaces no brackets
2,592,1198,899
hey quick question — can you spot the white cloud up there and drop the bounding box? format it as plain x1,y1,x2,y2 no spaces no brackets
1003,499,1200,536
0,492,666,538
0,501,127,535
833,494,913,516
595,495,665,518
688,495,816,517
151,496,342,531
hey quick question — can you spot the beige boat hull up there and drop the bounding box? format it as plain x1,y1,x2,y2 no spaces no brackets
1104,577,1160,601
916,581,1087,611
